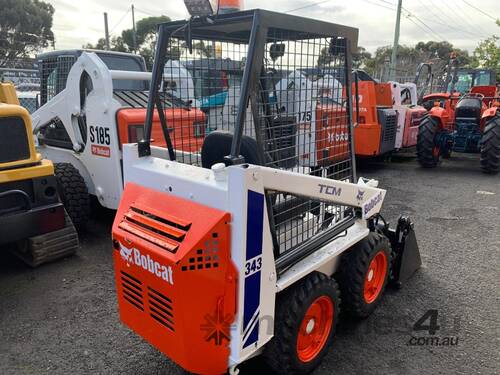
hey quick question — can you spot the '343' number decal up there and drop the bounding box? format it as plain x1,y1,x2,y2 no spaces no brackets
245,256,262,276
89,126,110,145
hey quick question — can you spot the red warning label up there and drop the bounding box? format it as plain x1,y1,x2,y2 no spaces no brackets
91,144,111,158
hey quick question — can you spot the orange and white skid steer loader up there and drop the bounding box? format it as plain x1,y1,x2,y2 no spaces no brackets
30,50,206,226
112,9,422,375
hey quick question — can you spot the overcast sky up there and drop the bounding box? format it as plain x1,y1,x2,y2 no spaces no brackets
46,0,499,54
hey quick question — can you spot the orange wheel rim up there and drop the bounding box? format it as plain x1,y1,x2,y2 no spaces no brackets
432,146,440,158
363,251,388,304
296,296,334,363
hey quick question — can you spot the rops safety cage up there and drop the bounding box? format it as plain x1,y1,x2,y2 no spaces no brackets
140,9,359,272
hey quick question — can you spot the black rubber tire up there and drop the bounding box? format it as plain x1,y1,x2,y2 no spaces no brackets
416,115,441,168
337,232,392,319
54,163,90,228
480,114,500,174
264,272,340,375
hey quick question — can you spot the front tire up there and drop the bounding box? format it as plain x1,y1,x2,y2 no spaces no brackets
338,233,392,319
54,163,90,228
264,272,340,375
417,115,441,168
480,114,500,174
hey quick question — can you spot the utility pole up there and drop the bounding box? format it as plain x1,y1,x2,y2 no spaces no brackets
390,0,403,81
132,4,137,53
104,12,110,50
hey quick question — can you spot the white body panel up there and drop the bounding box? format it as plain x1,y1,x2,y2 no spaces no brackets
31,52,151,209
390,81,419,149
163,60,195,101
121,143,386,367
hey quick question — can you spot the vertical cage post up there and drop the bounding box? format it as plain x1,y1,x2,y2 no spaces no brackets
226,12,267,165
344,39,357,181
139,25,170,158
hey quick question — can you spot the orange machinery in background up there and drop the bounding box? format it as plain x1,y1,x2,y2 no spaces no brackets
353,79,398,157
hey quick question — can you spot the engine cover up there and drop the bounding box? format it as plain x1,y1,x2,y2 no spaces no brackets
112,182,237,374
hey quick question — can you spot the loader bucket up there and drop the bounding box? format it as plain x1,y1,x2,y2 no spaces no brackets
383,216,421,287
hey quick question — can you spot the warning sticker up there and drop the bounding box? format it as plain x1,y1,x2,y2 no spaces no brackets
91,144,111,158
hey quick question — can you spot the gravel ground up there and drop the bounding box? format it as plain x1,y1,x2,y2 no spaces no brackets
1,154,499,375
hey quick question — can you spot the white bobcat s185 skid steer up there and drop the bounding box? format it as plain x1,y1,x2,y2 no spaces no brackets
30,50,206,226
112,9,421,375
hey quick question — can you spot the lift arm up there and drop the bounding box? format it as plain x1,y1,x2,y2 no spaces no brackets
245,165,385,219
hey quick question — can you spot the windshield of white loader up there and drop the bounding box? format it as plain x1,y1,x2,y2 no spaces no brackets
141,9,359,262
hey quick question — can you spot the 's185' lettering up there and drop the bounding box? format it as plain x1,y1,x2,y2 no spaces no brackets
89,126,110,145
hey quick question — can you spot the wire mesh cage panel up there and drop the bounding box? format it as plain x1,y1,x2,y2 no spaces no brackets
38,55,76,106
144,10,359,265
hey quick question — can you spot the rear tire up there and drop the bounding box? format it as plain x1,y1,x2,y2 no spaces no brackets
338,232,392,319
54,163,90,229
416,115,441,168
480,114,500,174
264,272,340,375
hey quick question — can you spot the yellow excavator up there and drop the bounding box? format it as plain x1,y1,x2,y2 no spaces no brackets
0,82,78,267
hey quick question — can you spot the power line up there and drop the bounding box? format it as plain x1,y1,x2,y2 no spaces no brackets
437,0,488,36
134,7,157,17
461,0,497,21
402,9,446,41
404,15,436,39
285,0,332,14
109,8,131,35
416,0,483,38
360,0,441,41
361,0,396,12
381,0,485,39
426,0,484,37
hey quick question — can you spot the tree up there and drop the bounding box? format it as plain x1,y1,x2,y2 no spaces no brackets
85,15,171,69
471,36,500,81
0,0,55,67
353,46,372,69
192,41,212,58
363,41,471,81
317,46,334,67
84,36,127,52
122,16,170,52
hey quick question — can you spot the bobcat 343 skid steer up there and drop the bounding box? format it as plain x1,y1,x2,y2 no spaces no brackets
112,9,421,375
0,83,78,266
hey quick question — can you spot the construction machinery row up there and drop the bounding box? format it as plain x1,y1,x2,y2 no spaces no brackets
415,54,499,173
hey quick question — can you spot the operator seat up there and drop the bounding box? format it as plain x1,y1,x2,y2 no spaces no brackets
455,97,482,121
201,130,264,168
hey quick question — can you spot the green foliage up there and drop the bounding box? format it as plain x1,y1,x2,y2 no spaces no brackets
85,15,171,68
317,46,371,68
471,36,500,81
192,41,212,58
0,0,55,67
84,36,127,52
353,46,372,69
363,41,470,80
